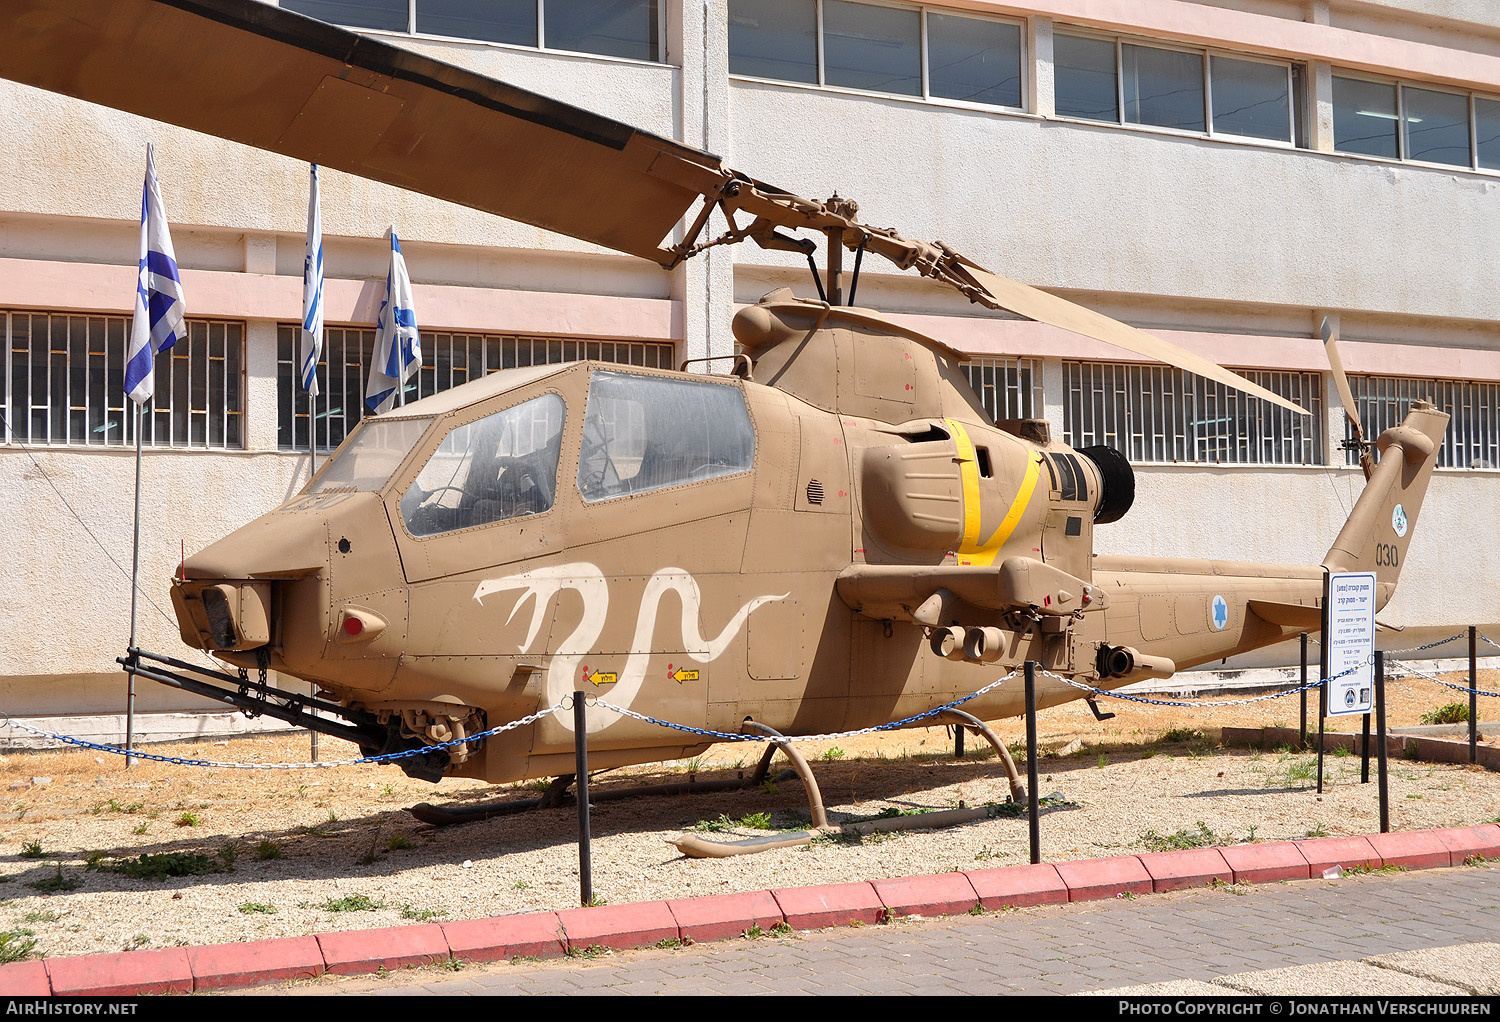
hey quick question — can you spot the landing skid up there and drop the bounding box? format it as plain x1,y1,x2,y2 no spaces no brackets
407,766,800,827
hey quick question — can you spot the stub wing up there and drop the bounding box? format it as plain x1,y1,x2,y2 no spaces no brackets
836,559,1105,624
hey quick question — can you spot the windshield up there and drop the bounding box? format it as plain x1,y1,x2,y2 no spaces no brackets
400,394,565,537
308,418,432,493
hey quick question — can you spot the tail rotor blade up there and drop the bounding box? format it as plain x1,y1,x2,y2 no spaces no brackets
1322,316,1374,479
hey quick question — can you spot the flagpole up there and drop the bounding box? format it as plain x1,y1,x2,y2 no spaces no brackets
123,141,186,770
125,402,143,769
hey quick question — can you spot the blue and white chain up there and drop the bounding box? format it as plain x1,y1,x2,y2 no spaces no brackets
1383,657,1500,699
591,670,1021,743
1044,662,1362,708
0,703,567,770
1310,631,1500,655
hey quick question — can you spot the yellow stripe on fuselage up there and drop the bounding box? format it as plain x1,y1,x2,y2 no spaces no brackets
946,418,1043,568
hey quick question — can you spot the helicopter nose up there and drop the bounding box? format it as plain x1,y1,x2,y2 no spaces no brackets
171,513,326,653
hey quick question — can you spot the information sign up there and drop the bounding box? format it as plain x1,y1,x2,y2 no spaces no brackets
1325,571,1377,716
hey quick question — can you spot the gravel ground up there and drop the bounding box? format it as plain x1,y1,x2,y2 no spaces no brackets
0,667,1495,962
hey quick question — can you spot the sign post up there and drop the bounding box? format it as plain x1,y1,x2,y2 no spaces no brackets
1324,571,1379,800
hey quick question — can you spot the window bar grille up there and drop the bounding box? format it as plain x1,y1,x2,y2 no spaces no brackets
959,357,1042,424
2,311,242,449
1064,360,1323,466
1348,375,1500,470
277,325,676,452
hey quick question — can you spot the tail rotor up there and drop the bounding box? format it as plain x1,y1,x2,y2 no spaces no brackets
1322,316,1375,481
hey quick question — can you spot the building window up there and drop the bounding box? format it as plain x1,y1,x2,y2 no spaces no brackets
1055,30,1298,145
1333,76,1398,159
960,357,1042,424
1064,361,1323,466
277,325,674,452
282,0,661,63
1333,74,1496,169
1346,375,1500,470
729,0,1023,110
2,311,243,448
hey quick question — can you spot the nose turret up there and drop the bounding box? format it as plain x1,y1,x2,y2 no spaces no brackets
169,491,406,691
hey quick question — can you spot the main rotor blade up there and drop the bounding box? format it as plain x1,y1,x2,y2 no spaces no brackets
950,260,1309,417
0,0,726,265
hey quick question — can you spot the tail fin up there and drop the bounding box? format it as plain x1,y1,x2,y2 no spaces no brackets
1323,400,1449,607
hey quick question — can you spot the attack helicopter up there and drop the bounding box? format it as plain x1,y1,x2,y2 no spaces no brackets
0,1,1447,810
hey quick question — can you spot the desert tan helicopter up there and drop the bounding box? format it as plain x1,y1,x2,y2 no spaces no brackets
1,1,1449,827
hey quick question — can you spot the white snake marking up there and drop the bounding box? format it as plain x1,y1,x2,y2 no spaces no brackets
474,563,787,733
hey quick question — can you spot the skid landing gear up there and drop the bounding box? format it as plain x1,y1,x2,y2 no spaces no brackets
671,717,1023,859
407,765,798,827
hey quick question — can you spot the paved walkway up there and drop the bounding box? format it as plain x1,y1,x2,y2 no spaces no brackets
270,862,1500,996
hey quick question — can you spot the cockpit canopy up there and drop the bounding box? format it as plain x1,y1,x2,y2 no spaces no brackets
302,364,756,539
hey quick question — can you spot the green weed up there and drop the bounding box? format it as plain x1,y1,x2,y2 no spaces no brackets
237,902,276,915
28,865,79,893
385,834,412,852
1160,728,1204,744
107,852,228,881
399,905,446,921
1139,822,1219,853
323,894,382,913
0,931,37,964
1420,702,1470,725
1346,864,1408,876
819,746,845,762
254,839,283,861
174,811,200,828
18,841,42,860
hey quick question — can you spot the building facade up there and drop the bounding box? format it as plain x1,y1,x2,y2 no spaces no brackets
1,0,1497,733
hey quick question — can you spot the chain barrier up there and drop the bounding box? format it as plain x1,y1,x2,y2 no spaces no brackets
1045,661,1360,709
1382,633,1465,655
591,670,1021,743
1383,656,1500,699
0,703,567,770
1309,631,1500,655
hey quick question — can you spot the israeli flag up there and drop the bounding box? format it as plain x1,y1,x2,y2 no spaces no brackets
299,164,324,397
125,144,186,406
365,229,421,414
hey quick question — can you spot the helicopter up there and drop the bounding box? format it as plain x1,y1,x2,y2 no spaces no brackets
0,0,1448,806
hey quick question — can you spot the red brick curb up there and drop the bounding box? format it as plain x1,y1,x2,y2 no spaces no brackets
1,823,1493,996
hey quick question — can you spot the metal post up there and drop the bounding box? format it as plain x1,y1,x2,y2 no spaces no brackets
1375,651,1389,834
308,385,319,765
954,723,964,759
1299,632,1308,749
125,402,144,769
1024,661,1040,866
1470,626,1479,765
1360,712,1372,783
1316,573,1328,794
573,691,593,907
